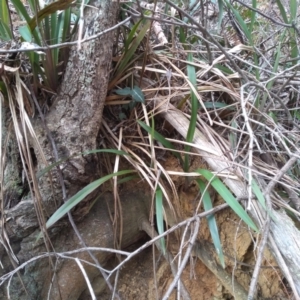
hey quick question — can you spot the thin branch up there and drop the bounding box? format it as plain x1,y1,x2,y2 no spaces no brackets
162,216,200,300
163,0,249,82
75,258,96,300
140,216,191,300
0,17,132,54
106,200,237,279
233,0,299,31
248,154,300,299
32,87,119,297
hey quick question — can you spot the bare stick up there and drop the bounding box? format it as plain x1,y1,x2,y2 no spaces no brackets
0,17,132,54
162,216,200,300
140,216,192,300
248,154,300,299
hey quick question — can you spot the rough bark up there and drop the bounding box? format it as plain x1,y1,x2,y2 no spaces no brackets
2,0,298,298
1,1,121,299
34,0,119,202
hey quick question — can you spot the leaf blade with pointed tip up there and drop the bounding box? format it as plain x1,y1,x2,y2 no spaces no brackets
196,169,258,232
155,186,166,255
45,170,135,229
137,120,184,165
196,179,225,268
114,87,132,96
184,53,198,172
132,86,145,103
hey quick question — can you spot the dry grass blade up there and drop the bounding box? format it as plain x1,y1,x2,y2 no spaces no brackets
1,0,300,298
101,119,178,220
2,70,56,262
103,1,300,295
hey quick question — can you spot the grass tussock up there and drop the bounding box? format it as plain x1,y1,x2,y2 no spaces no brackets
1,0,300,298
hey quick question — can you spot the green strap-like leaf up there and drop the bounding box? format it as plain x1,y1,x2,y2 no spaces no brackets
114,86,145,103
0,21,11,40
131,86,145,103
124,19,142,52
155,186,166,255
45,170,134,229
114,87,132,96
196,169,258,232
137,120,184,165
116,20,151,75
217,0,224,30
275,0,288,23
184,53,198,172
251,179,275,221
223,0,252,44
196,179,225,268
0,0,12,40
11,0,41,43
28,0,75,31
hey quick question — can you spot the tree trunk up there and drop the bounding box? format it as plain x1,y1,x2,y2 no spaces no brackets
1,0,300,299
0,1,125,299
34,0,119,201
